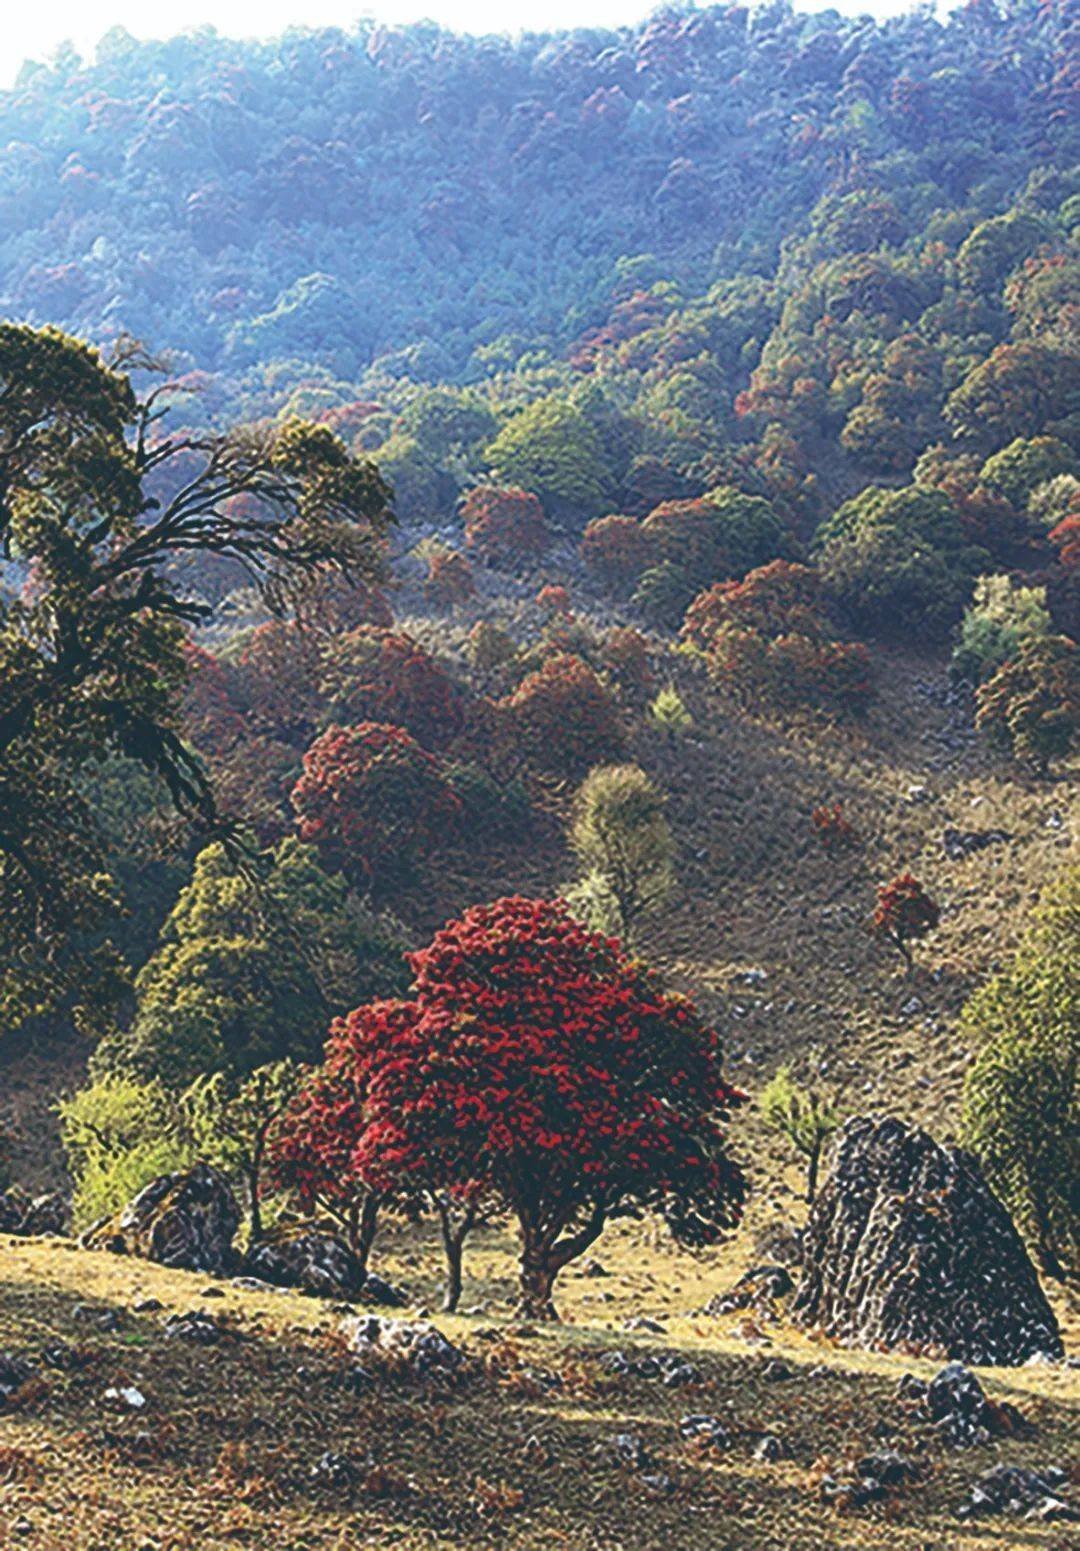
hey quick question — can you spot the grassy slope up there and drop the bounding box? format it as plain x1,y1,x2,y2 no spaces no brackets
1,630,1077,1546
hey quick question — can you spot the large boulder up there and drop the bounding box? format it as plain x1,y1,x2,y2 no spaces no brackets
243,1228,407,1305
793,1115,1062,1365
0,1186,66,1237
82,1161,240,1273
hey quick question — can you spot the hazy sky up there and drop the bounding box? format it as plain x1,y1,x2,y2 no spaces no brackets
3,2,930,87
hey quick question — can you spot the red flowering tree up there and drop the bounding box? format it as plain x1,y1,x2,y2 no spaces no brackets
871,873,940,969
499,652,623,778
267,1003,413,1270
230,620,325,748
349,897,745,1318
601,626,653,696
291,722,460,890
320,626,466,749
580,513,653,592
811,803,858,852
461,485,550,566
537,582,572,619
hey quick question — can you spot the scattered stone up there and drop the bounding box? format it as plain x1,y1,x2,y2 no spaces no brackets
72,1304,123,1331
793,1116,1063,1365
958,1463,1075,1521
0,1351,37,1404
200,1286,226,1298
360,1271,408,1308
599,1348,699,1385
857,1451,918,1485
623,1315,665,1333
917,1362,1029,1447
163,1310,223,1346
704,1264,793,1316
0,1186,66,1237
941,827,1011,860
760,1359,794,1382
611,1432,651,1470
579,1258,609,1278
753,1434,784,1461
906,784,931,804
38,1344,83,1371
309,1451,357,1488
680,1414,731,1448
82,1162,240,1274
104,1384,147,1411
342,1315,464,1379
132,1297,163,1314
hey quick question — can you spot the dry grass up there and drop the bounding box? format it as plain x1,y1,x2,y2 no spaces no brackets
0,1223,1077,1551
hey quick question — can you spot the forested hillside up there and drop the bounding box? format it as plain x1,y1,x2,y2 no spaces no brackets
0,6,1077,1548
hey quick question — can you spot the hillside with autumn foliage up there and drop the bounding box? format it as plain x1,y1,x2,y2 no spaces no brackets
0,5,1077,1549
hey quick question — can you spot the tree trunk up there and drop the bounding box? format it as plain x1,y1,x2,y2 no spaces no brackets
517,1253,559,1321
806,1141,820,1205
347,1193,380,1275
247,1172,263,1243
442,1234,464,1313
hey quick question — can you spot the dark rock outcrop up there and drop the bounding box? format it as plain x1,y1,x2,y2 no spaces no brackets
899,1362,1031,1447
82,1161,240,1273
704,1263,793,1316
243,1228,406,1304
0,1351,37,1405
959,1464,1076,1522
941,827,1011,860
0,1186,67,1237
793,1116,1062,1365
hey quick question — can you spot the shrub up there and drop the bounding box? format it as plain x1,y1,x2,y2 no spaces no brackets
347,897,746,1317
951,574,1052,683
683,561,872,713
960,866,1079,1280
975,635,1080,774
465,618,518,678
580,514,653,592
759,1066,841,1202
870,873,940,969
320,626,466,749
499,653,622,779
978,436,1078,510
461,484,550,565
536,582,572,619
811,803,857,850
292,722,461,890
648,684,692,740
483,396,613,519
183,1061,302,1241
444,760,531,838
641,487,788,587
600,626,653,695
424,547,476,609
632,560,696,629
226,620,325,748
59,1075,189,1229
565,764,675,942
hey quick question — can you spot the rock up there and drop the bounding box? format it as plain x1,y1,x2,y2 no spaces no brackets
104,1384,148,1410
579,1258,609,1278
598,1348,698,1385
623,1315,665,1333
0,1351,36,1404
793,1115,1063,1365
243,1230,370,1300
611,1432,651,1470
360,1271,408,1308
341,1315,464,1379
309,1450,357,1488
132,1297,163,1314
0,1186,67,1237
941,827,1011,860
857,1451,918,1485
959,1463,1074,1521
82,1162,240,1274
680,1414,731,1448
760,1359,794,1382
753,1434,784,1461
72,1303,123,1331
919,1362,1029,1447
163,1310,223,1346
906,784,931,804
704,1264,793,1316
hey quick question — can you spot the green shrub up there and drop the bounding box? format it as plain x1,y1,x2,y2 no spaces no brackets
951,574,1051,683
59,1075,190,1229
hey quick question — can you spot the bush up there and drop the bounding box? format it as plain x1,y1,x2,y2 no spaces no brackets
975,635,1080,774
870,873,940,969
580,514,653,592
59,1075,189,1229
600,626,653,695
641,486,788,588
960,865,1079,1280
461,484,550,565
811,803,858,850
292,722,461,889
565,764,675,941
444,760,531,838
536,582,572,619
465,618,518,678
951,574,1052,683
683,561,872,713
759,1066,841,1202
499,653,622,779
320,626,466,749
648,684,692,740
631,560,696,629
424,547,476,609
